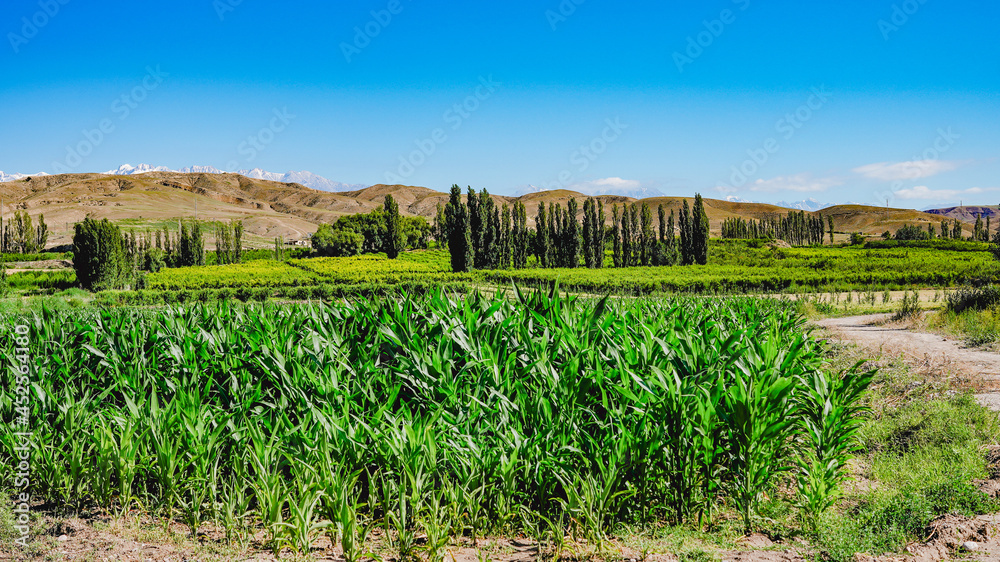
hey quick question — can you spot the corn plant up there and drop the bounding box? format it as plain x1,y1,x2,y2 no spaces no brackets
795,363,875,532
0,289,873,551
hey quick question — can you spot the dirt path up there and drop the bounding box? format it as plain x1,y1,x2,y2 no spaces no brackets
814,314,1000,410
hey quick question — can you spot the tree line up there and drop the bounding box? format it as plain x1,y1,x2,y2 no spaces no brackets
893,215,997,242
443,186,711,272
721,211,833,246
72,218,247,290
0,211,49,254
444,186,531,272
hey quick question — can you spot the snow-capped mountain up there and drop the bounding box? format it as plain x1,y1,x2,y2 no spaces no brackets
0,170,49,182
726,195,835,211
515,182,664,198
106,163,172,175
774,198,834,212
103,164,368,192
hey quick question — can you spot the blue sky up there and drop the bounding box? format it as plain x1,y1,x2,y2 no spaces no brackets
1,0,997,208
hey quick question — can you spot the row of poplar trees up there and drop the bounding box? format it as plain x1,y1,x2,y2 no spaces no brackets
443,185,711,272
442,186,531,273
721,211,833,246
609,197,709,267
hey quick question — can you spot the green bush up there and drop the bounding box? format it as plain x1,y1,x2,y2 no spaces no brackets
946,285,1000,313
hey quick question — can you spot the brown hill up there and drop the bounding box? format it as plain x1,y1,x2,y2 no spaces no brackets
924,206,1000,224
822,205,968,237
1,173,974,249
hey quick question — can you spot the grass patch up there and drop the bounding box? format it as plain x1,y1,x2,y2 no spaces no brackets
928,307,1000,348
812,342,1000,562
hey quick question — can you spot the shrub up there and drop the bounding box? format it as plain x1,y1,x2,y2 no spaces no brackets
946,285,1000,313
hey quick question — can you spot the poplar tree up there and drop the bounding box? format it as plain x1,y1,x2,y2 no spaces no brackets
435,202,448,249
612,204,622,268
679,200,692,266
658,204,666,243
536,202,549,267
565,198,580,268
500,203,512,269
641,203,654,267
629,204,640,267
582,198,595,268
550,203,560,267
596,200,605,268
233,220,243,264
73,218,132,290
446,184,472,272
512,201,527,269
621,205,633,267
692,194,710,265
666,209,677,264
384,194,403,259
467,186,481,264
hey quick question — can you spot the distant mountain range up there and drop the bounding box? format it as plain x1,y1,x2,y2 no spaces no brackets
0,170,49,182
102,164,369,192
724,196,848,212
515,183,665,199
0,164,368,193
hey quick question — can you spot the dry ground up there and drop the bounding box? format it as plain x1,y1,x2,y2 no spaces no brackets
814,313,1000,409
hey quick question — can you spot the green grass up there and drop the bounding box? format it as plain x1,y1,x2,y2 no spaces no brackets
810,346,1000,561
923,286,1000,347
0,252,72,263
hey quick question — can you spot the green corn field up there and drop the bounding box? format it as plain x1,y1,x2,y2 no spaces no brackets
0,288,872,557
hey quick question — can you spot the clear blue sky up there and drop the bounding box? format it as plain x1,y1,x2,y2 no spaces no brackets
1,0,997,207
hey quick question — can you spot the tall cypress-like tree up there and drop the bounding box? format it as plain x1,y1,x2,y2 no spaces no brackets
692,194,710,265
595,200,605,268
486,204,501,268
565,198,580,268
500,203,512,269
446,184,472,272
233,220,243,264
467,186,481,264
679,200,692,266
536,202,549,267
435,202,448,249
658,204,666,243
641,203,654,266
621,205,632,267
477,190,497,269
215,223,226,265
549,203,560,267
612,204,622,268
666,209,677,264
383,194,403,259
629,204,640,267
582,199,594,268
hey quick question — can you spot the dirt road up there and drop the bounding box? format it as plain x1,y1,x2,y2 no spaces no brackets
815,314,1000,410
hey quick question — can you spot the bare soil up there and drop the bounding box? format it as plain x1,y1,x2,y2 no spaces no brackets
814,313,1000,409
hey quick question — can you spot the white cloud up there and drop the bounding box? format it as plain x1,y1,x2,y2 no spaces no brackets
747,174,842,193
894,185,1000,200
853,160,962,181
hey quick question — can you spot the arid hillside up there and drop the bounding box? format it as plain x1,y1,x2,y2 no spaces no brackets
1,173,974,248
